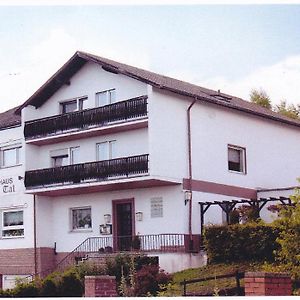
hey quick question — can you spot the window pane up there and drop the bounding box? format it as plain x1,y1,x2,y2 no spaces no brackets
228,148,240,163
110,141,116,159
4,211,23,226
70,147,80,165
62,101,77,113
109,90,116,103
52,155,69,167
97,142,109,161
2,229,24,237
96,92,109,107
3,148,18,167
228,146,244,172
72,208,91,229
78,97,88,110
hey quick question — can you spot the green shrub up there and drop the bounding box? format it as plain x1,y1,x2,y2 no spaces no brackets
13,281,39,297
204,223,280,263
56,269,83,297
39,277,58,297
106,254,158,283
134,265,172,296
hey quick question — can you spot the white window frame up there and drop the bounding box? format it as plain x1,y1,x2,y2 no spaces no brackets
50,147,80,167
228,144,246,174
2,210,24,238
60,96,88,114
0,145,21,168
96,140,116,161
70,206,92,232
95,89,116,107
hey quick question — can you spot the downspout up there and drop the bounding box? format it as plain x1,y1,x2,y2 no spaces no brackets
187,98,197,250
33,194,38,278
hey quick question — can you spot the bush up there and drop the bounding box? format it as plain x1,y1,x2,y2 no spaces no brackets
106,254,158,283
56,269,83,297
204,223,280,263
13,281,39,297
134,265,172,296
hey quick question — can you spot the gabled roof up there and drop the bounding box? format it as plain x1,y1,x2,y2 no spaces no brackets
0,106,21,130
15,51,300,128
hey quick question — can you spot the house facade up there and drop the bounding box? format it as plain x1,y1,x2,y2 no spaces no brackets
0,51,299,287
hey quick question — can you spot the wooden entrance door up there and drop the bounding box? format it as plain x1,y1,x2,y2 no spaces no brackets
113,199,135,251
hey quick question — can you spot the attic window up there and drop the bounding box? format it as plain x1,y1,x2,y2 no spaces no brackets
211,94,232,102
60,97,88,114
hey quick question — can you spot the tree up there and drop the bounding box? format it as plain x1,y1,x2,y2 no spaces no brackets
249,88,272,109
273,187,300,266
274,100,300,120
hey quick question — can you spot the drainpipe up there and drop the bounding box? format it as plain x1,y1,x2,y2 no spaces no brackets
33,194,38,278
187,98,197,251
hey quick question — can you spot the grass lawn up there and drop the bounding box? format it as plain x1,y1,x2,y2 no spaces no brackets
163,262,265,296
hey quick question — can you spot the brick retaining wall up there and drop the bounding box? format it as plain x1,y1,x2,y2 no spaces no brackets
245,272,292,296
85,275,118,297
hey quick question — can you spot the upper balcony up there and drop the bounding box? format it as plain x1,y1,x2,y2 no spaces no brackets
24,154,181,196
24,95,148,145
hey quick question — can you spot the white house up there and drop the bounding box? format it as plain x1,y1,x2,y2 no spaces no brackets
0,51,299,287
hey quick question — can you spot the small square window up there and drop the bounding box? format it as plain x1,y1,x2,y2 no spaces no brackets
96,141,116,161
71,207,92,230
96,89,116,107
228,145,246,174
2,210,24,238
1,146,21,168
60,97,88,114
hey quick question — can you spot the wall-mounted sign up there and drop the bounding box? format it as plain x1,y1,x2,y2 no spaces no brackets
100,224,112,235
0,176,21,195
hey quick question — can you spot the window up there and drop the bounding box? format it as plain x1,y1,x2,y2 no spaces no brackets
70,147,80,165
51,147,80,167
96,141,116,161
151,197,163,218
71,207,92,230
228,145,246,173
0,146,21,168
96,89,116,107
60,97,88,114
2,210,24,238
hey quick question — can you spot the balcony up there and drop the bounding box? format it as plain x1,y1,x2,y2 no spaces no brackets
24,96,148,144
25,154,149,189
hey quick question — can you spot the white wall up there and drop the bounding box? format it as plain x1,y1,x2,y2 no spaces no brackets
0,126,35,249
148,89,189,181
47,185,187,252
23,62,148,121
190,101,300,189
26,128,148,170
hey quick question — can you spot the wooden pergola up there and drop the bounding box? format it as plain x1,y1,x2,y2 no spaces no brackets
198,196,292,234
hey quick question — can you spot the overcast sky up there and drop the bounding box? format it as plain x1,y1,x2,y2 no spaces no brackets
1,4,300,112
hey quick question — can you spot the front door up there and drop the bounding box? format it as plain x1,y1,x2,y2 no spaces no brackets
113,199,134,251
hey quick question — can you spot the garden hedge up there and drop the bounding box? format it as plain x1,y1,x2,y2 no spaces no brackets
204,223,280,263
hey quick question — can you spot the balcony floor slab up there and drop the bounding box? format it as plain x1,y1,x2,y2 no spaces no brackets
25,176,181,197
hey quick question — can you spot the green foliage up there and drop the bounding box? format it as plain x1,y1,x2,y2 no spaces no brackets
272,188,300,266
274,100,300,119
134,265,172,296
204,223,280,263
106,253,158,284
57,269,83,297
250,88,272,109
12,280,39,298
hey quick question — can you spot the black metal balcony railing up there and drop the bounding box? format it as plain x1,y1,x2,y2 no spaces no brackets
25,154,149,188
24,95,148,139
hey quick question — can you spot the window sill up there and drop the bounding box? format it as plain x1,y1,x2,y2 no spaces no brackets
1,235,24,239
228,170,246,175
69,229,93,233
0,164,22,169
